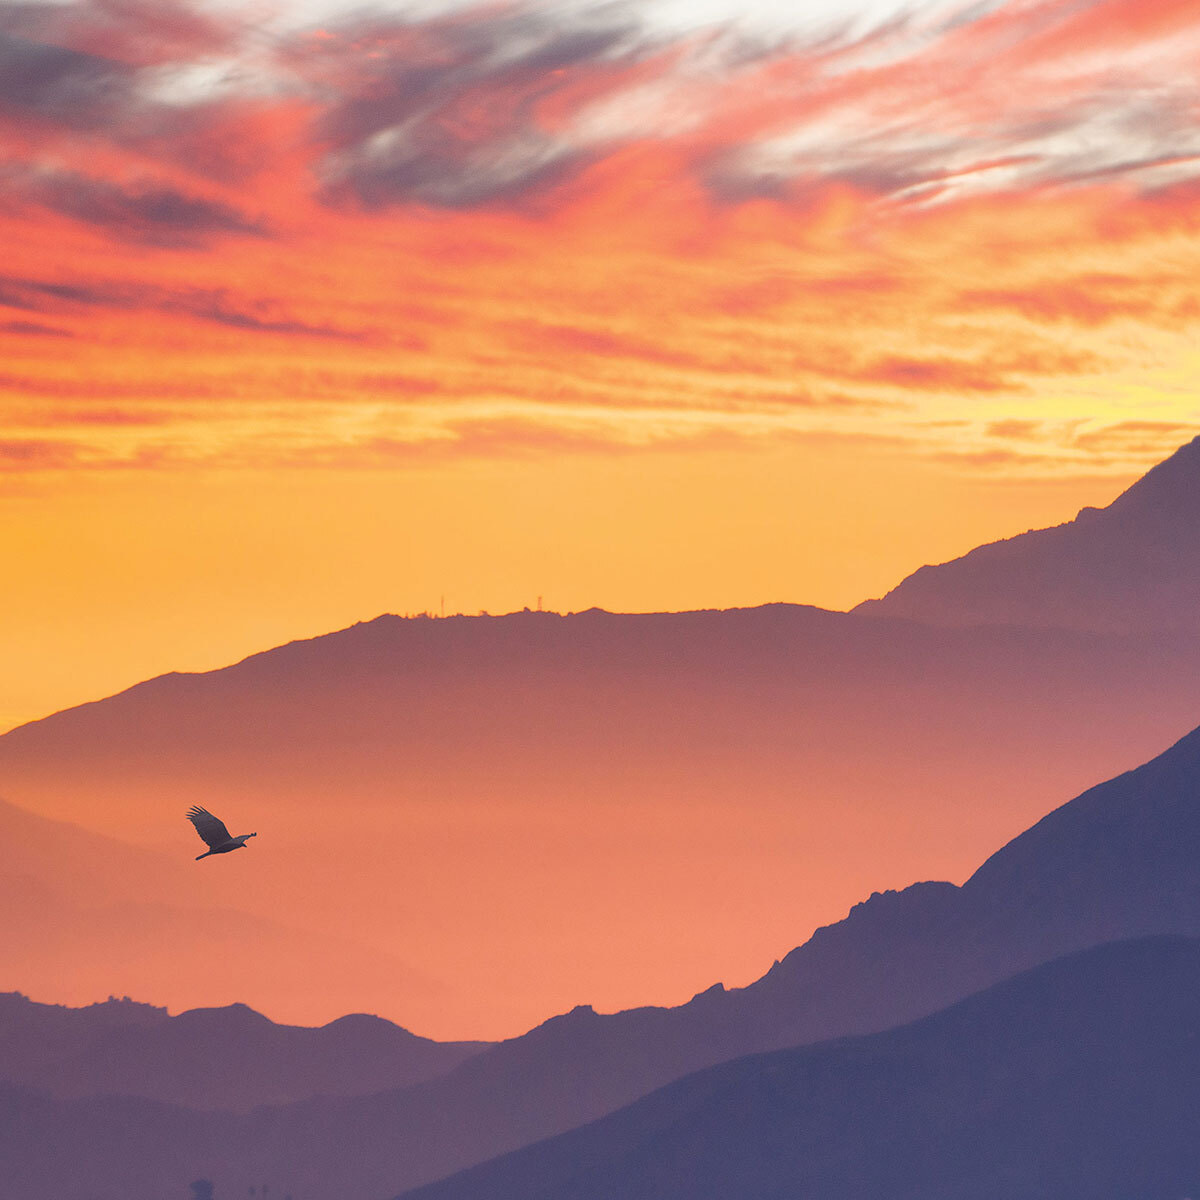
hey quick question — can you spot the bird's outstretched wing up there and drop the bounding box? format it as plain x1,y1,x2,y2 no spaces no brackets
187,806,232,849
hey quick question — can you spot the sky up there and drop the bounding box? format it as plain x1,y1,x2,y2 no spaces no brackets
3,0,1200,730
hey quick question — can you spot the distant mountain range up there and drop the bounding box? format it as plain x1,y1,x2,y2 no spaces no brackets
4,602,1200,1034
0,991,486,1111
856,434,1200,633
400,937,1200,1200
8,438,1200,1196
7,717,1200,1197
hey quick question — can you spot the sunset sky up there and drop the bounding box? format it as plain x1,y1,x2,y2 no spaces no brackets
4,0,1200,731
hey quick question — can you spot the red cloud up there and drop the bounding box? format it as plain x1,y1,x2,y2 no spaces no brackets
0,0,1197,475
4,0,237,67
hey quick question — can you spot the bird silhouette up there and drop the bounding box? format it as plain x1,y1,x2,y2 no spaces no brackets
187,806,257,860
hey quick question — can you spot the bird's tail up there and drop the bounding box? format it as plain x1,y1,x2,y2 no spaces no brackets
195,850,214,860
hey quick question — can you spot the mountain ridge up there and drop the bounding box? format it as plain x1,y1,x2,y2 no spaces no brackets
8,712,1200,1195
5,596,1200,1035
398,936,1200,1200
855,435,1200,632
0,989,488,1111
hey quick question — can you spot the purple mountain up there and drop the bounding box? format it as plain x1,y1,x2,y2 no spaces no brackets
8,719,1200,1198
856,436,1200,632
4,601,1200,1037
399,937,1200,1200
0,991,486,1111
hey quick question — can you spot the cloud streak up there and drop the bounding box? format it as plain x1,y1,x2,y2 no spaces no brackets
0,0,1197,476
0,271,366,339
0,165,268,245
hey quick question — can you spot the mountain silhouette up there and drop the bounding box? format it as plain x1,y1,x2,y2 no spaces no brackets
279,719,1200,1195
8,721,1200,1197
4,601,1200,1035
0,991,487,1111
856,435,1200,632
398,937,1200,1200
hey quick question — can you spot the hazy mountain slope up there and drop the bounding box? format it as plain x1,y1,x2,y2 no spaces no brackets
12,719,1200,1199
856,435,1200,632
8,940,1200,1200
739,715,1200,1042
232,719,1200,1196
399,937,1200,1200
0,797,445,1045
0,992,486,1111
3,603,1200,1035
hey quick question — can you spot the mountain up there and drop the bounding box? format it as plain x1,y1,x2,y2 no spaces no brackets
398,937,1200,1200
0,796,446,1033
265,717,1200,1196
9,720,1200,1198
856,435,1200,632
4,602,1200,1036
0,991,486,1111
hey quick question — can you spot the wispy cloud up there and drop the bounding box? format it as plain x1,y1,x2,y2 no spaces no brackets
1072,419,1200,455
0,0,1197,476
0,165,268,245
0,318,71,337
0,272,366,339
305,7,654,210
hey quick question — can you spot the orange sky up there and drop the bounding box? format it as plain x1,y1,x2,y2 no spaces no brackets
3,0,1200,729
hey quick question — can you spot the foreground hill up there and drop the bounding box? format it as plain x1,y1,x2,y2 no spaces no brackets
0,991,485,1111
400,937,1200,1200
856,435,1200,633
3,601,1200,1035
9,720,1200,1198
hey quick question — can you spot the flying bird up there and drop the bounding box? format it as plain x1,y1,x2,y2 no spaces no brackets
187,806,257,860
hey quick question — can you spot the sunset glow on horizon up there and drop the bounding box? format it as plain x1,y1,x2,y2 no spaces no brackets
9,12,1200,1189
4,0,1199,727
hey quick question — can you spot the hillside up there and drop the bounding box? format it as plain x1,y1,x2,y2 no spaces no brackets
8,721,1200,1196
400,937,1200,1200
856,435,1200,633
0,991,486,1111
3,603,1199,1035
